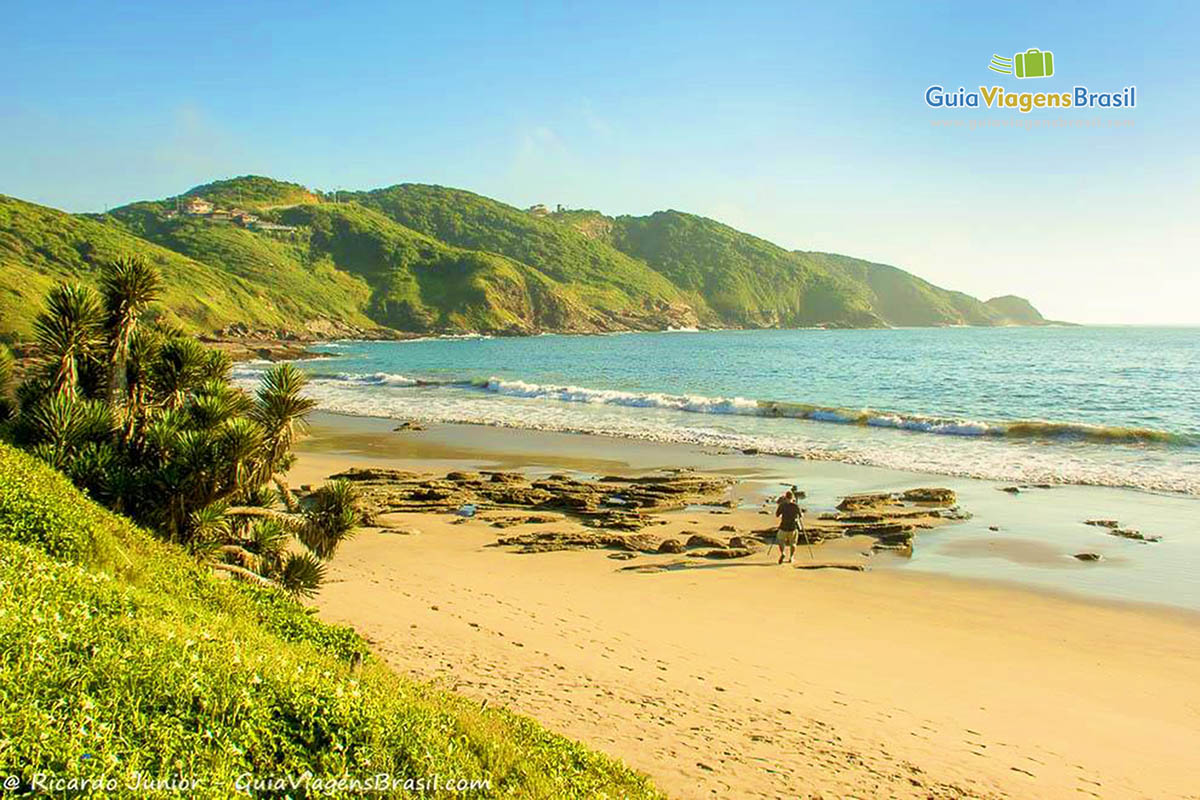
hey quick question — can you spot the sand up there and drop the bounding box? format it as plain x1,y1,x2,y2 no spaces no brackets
293,422,1200,799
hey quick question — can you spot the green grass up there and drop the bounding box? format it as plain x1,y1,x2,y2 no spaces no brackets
1,175,1049,340
347,185,689,317
0,443,663,798
181,175,321,210
0,195,366,341
603,210,881,327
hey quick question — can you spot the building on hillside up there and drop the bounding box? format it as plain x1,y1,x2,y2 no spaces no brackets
231,209,259,226
181,197,213,215
527,203,550,217
250,221,299,236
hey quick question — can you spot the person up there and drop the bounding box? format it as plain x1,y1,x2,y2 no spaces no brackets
774,490,803,564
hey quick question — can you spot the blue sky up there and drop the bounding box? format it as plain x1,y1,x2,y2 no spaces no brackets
3,0,1196,322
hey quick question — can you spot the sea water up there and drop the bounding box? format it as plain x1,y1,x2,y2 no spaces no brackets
238,327,1200,496
236,326,1200,609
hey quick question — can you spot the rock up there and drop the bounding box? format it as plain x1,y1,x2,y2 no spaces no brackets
742,448,760,455
621,533,664,552
988,525,1000,532
836,493,896,512
1001,486,1022,494
728,536,763,551
900,488,957,506
484,471,525,483
607,552,638,560
1084,519,1120,529
1109,528,1161,543
488,513,561,528
392,420,426,432
685,533,727,549
719,524,738,532
380,527,420,535
1074,552,1103,561
793,563,866,572
657,538,684,554
688,547,753,559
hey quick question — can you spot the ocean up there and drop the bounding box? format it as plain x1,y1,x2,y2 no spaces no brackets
238,327,1199,497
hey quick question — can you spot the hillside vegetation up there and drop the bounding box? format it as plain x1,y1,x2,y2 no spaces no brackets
0,175,1047,340
0,441,663,798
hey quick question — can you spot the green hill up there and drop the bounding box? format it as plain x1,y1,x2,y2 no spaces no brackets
556,209,1040,328
278,202,603,333
181,175,321,210
0,441,662,798
0,194,367,341
596,210,882,327
0,175,1049,341
983,294,1048,325
346,185,700,329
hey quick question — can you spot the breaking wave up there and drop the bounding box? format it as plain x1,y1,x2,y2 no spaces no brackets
476,377,1191,446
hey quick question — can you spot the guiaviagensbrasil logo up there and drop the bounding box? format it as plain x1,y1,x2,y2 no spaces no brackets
989,48,1053,79
925,48,1135,113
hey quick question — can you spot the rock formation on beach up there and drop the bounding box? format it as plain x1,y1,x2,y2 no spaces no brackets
327,467,964,561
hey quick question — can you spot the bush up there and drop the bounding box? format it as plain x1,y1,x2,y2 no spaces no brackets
0,443,661,798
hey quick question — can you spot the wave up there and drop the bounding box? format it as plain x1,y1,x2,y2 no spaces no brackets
325,371,419,387
246,366,1194,449
477,378,1190,446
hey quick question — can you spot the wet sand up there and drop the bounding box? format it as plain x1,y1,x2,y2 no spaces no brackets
294,414,1200,799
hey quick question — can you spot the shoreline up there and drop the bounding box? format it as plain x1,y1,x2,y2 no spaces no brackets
295,410,1200,612
295,412,1200,799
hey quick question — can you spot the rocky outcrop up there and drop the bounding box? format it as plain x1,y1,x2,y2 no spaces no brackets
685,533,728,549
331,467,735,531
1084,519,1160,542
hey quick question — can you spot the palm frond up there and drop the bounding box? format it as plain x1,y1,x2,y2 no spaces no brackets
279,552,326,599
298,479,361,559
32,283,105,395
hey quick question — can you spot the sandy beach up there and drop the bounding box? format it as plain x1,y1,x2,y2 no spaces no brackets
293,416,1200,799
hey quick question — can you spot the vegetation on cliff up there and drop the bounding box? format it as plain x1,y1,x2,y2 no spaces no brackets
1,175,1048,340
0,441,662,798
0,261,662,796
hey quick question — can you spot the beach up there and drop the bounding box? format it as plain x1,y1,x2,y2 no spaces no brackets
292,414,1200,799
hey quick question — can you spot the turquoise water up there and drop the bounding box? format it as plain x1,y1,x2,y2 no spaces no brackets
238,327,1200,495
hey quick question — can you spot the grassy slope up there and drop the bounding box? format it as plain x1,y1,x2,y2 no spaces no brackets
3,175,1048,338
109,203,376,331
347,185,694,321
0,442,661,799
802,252,1004,326
181,175,321,210
0,195,347,341
602,211,882,327
983,294,1047,324
280,203,601,333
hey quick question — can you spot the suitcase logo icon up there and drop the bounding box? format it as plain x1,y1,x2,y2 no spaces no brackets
988,48,1055,79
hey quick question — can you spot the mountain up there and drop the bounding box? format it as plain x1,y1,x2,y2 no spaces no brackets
982,294,1047,325
0,175,1048,341
343,184,699,329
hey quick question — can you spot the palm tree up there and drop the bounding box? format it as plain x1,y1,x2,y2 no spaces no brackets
100,256,161,404
15,261,361,598
252,364,317,483
32,283,105,396
0,343,15,421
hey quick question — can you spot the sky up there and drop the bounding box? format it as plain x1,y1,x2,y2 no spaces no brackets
2,0,1197,323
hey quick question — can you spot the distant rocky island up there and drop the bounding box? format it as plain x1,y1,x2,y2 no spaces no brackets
0,175,1049,342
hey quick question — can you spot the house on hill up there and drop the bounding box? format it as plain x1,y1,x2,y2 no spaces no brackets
181,197,213,215
231,209,260,227
527,204,550,217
